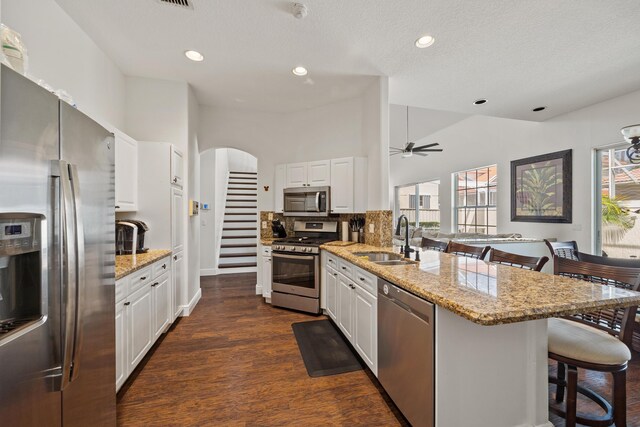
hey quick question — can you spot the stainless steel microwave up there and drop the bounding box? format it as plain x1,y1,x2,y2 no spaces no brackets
283,186,331,217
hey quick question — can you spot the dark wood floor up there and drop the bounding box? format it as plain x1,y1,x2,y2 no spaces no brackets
117,273,640,426
117,273,403,426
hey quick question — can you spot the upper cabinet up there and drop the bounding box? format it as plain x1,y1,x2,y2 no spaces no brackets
115,130,138,212
331,157,367,214
285,160,330,188
170,146,184,188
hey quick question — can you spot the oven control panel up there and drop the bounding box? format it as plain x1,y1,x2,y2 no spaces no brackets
272,245,319,254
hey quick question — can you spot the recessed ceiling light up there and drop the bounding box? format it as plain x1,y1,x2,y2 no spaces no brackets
415,35,435,48
185,50,204,62
292,66,308,76
532,106,546,112
473,99,487,105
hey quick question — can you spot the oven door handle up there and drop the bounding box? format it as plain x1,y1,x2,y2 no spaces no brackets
272,253,317,262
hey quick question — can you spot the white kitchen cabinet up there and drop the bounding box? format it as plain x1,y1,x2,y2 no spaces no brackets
286,162,308,187
325,266,338,321
337,274,355,341
262,247,272,299
127,284,153,372
172,252,184,320
330,157,368,213
307,160,331,186
152,273,171,341
354,284,377,374
274,164,285,213
171,188,184,253
115,298,127,392
115,130,138,212
170,146,184,188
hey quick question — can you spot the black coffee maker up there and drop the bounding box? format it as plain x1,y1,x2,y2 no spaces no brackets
271,220,287,238
116,220,149,255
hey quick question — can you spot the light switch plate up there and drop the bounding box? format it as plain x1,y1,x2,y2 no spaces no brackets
262,221,267,229
268,212,273,220
368,223,375,233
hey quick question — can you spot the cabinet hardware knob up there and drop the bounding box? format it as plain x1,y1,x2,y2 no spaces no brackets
124,302,130,306
173,177,178,183
174,255,178,260
152,282,159,287
342,267,346,270
162,264,167,269
140,276,147,280
359,277,365,281
115,205,120,209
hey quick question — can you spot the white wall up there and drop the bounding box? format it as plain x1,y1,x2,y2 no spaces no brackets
227,148,257,173
2,0,126,129
390,89,640,251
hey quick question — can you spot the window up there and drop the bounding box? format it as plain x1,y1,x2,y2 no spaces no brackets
454,165,497,234
395,180,440,230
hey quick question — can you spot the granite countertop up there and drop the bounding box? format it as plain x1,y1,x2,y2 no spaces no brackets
260,239,357,247
452,237,545,243
260,239,275,246
320,243,640,326
116,249,172,280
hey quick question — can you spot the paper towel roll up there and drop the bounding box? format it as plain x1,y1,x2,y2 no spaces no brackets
341,221,349,242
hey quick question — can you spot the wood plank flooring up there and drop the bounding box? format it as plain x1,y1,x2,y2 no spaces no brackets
117,273,405,426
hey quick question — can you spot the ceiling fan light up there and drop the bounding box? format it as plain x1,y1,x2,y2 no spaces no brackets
621,124,640,142
401,152,413,158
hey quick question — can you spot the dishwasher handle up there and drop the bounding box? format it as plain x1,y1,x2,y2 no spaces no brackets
378,279,433,324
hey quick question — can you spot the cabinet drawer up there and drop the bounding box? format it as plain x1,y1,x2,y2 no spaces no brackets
337,259,353,279
115,277,129,304
261,246,272,256
326,253,339,270
129,266,152,294
354,267,377,297
152,257,171,278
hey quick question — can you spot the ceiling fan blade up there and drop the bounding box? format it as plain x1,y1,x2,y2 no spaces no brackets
405,142,415,151
389,148,404,152
390,152,403,156
415,148,444,152
414,152,429,157
413,143,440,150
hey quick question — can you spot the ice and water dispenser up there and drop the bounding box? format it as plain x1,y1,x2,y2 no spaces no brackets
0,213,43,338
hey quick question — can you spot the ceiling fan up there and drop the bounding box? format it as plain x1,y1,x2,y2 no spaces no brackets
390,106,444,158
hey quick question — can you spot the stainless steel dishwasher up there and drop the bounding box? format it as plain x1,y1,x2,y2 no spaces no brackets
378,278,434,427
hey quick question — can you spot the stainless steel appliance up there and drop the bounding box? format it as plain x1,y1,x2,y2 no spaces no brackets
116,219,149,255
283,186,330,217
0,65,116,426
378,278,434,427
271,221,338,314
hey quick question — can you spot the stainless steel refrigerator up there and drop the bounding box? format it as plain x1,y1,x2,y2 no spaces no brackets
0,65,116,425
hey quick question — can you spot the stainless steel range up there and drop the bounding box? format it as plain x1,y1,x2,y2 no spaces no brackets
271,221,338,314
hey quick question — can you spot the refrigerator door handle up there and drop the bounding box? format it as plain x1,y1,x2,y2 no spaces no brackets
52,160,78,390
68,164,85,384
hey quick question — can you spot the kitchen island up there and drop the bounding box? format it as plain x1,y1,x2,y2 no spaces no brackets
320,243,640,427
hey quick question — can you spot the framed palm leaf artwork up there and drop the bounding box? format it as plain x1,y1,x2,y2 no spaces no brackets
511,149,572,223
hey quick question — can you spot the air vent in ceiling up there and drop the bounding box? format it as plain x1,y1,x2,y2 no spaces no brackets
157,0,193,10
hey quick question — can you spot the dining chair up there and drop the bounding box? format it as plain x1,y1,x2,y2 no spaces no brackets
488,248,549,272
420,237,448,252
445,241,490,260
544,239,579,260
548,256,640,427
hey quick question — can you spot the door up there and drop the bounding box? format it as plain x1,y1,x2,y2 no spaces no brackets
115,300,127,391
271,253,319,298
59,102,116,426
331,157,354,213
274,164,286,213
308,160,331,186
337,275,354,341
325,267,338,320
595,145,640,257
354,285,376,373
0,64,61,427
127,285,153,371
152,274,171,341
262,256,272,298
170,146,184,188
171,188,184,253
115,131,138,211
286,162,308,187
172,252,184,319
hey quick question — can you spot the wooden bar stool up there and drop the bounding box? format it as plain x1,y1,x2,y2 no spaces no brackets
445,241,490,260
488,248,549,272
544,239,579,260
548,256,640,427
420,237,448,252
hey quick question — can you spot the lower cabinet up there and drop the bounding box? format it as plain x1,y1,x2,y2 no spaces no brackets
337,274,355,342
325,267,338,320
116,256,172,392
354,285,377,370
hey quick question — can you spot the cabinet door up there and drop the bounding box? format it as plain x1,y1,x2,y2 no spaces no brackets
337,275,354,341
286,162,308,187
308,160,331,186
115,300,127,391
325,267,338,321
171,188,184,253
262,256,272,298
127,285,153,372
354,285,377,374
172,252,184,320
152,274,171,341
115,131,138,211
330,157,354,213
274,164,286,213
170,146,184,188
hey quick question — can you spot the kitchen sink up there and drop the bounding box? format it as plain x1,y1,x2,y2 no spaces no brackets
353,252,404,262
373,259,414,266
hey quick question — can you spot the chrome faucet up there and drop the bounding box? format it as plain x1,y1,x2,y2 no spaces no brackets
395,215,415,259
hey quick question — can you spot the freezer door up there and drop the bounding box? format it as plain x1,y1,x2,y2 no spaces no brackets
59,102,116,426
0,66,62,425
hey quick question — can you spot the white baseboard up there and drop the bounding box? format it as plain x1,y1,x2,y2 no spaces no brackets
200,268,217,276
255,285,263,295
180,288,202,316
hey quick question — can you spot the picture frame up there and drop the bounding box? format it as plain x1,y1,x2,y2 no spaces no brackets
510,149,572,223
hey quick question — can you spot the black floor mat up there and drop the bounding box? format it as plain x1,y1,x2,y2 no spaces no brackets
291,319,363,377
